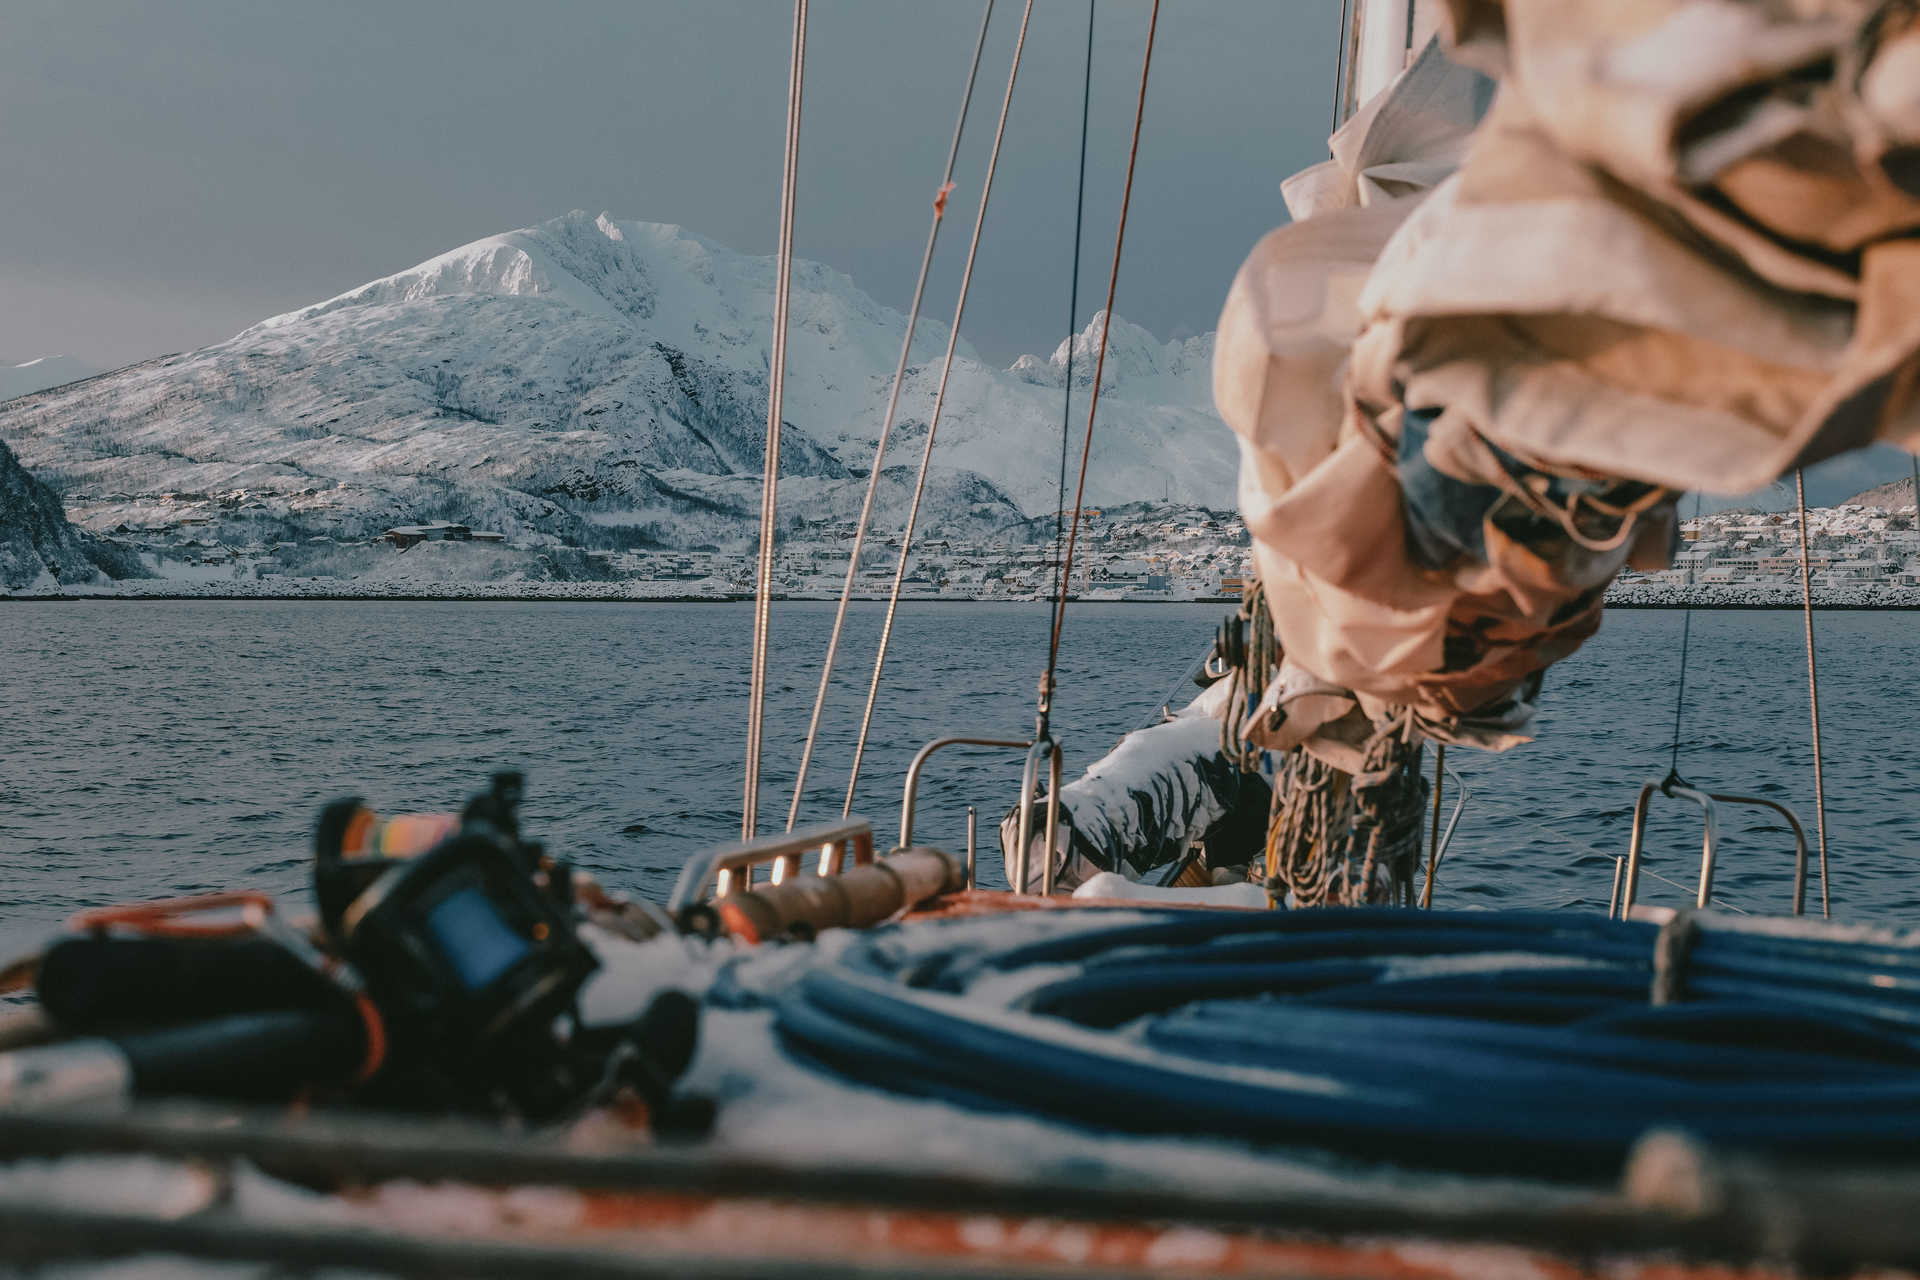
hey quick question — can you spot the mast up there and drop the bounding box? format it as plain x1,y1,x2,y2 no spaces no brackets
1341,0,1439,124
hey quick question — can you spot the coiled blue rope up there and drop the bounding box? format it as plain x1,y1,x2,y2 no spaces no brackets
772,908,1920,1177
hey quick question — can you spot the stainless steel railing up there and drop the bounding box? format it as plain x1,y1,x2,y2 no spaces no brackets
1015,737,1064,896
897,734,1061,893
1613,777,1809,918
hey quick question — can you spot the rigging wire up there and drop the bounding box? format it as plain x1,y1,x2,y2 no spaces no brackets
743,0,807,841
781,0,997,833
1040,0,1162,739
840,0,1037,817
1668,493,1703,775
1049,0,1095,626
1795,468,1833,918
1330,0,1355,133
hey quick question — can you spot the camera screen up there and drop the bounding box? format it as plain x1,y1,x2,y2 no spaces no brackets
425,885,531,991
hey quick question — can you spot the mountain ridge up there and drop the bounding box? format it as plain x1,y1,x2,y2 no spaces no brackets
0,212,1230,556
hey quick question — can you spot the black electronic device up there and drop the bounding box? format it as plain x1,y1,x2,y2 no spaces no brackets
315,773,699,1124
14,773,704,1129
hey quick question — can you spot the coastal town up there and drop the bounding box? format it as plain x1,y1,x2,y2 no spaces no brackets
25,485,1920,604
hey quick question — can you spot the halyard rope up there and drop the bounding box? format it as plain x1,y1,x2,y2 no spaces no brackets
1040,0,1162,740
842,0,1037,817
744,0,807,840
1048,1,1095,640
782,1,996,832
1331,0,1356,133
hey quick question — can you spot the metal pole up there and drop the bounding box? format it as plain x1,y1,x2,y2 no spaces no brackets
842,0,1037,817
1041,742,1063,896
966,807,977,889
782,1,996,833
743,0,808,841
1795,469,1832,918
1420,743,1444,908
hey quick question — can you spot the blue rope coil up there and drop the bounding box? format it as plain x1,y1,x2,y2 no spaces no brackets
772,908,1920,1177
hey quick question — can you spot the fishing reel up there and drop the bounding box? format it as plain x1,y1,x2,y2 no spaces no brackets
314,773,702,1125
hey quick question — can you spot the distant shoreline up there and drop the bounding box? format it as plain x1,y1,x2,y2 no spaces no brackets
6,583,1920,609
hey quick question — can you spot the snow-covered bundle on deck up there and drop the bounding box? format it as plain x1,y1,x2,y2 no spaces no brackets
999,682,1272,894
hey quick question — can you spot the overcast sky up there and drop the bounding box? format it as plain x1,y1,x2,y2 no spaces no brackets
1,1,1340,370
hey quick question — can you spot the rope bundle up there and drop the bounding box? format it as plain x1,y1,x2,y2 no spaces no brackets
1263,721,1427,908
774,907,1920,1178
1217,580,1277,772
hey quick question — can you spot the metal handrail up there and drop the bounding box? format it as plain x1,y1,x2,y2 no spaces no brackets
898,736,1029,852
667,818,874,914
1615,777,1811,919
1706,791,1810,917
1620,778,1717,917
898,734,1062,894
1015,737,1065,896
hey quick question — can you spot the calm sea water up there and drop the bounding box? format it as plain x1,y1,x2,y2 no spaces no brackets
1,601,1916,956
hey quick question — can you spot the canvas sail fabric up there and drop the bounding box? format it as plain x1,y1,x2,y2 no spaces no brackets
1218,0,1920,749
1281,38,1494,223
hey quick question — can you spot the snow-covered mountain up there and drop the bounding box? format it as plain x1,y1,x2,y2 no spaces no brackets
1,355,102,403
0,435,147,589
0,213,1230,555
1844,475,1918,511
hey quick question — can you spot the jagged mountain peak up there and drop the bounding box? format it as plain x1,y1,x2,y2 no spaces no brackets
1008,310,1215,392
252,211,664,331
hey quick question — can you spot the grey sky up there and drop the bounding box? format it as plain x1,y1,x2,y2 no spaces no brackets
1,1,1340,370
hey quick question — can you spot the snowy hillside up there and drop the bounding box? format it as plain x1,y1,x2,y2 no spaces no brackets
0,435,147,589
0,213,1230,560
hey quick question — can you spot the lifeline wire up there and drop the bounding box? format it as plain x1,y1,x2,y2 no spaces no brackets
744,0,807,841
782,0,996,832
1048,0,1095,631
1041,0,1161,734
1795,469,1832,917
842,0,1037,817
